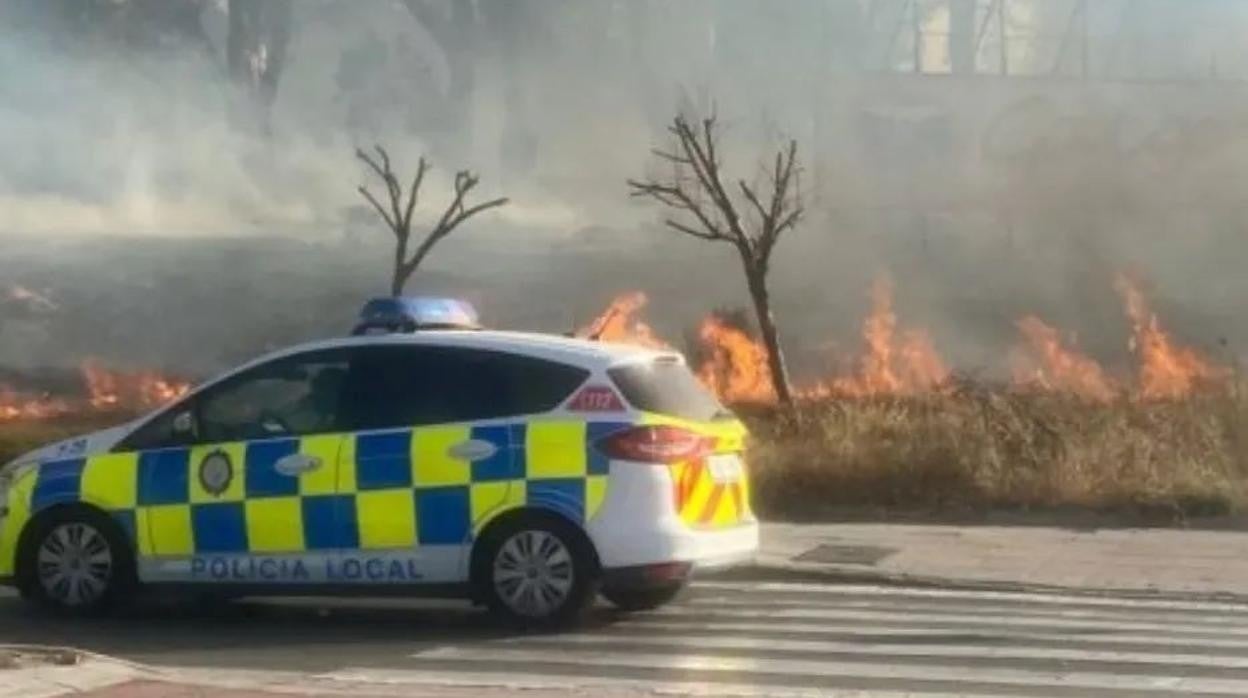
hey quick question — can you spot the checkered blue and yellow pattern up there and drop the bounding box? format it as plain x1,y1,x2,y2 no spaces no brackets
0,419,632,576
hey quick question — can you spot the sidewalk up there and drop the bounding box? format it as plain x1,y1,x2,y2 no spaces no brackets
754,521,1248,599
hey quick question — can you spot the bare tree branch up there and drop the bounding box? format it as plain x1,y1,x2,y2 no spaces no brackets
628,113,805,406
357,146,508,295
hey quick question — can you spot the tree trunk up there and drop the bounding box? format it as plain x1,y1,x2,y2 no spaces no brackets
391,235,409,296
745,267,794,406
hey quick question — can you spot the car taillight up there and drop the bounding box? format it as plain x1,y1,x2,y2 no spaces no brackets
595,425,713,463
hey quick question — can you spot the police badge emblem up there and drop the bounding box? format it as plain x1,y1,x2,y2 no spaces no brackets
199,450,234,497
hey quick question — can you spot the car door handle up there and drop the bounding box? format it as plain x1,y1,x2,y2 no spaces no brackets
448,439,498,462
274,453,322,477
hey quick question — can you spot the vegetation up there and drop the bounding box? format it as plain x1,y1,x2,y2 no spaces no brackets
629,114,804,405
742,383,1248,523
356,145,508,296
6,384,1248,525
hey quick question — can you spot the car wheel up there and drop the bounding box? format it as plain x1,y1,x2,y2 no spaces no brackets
602,583,685,612
17,507,134,615
480,517,598,628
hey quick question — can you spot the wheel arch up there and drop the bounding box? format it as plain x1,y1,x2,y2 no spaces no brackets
14,501,136,588
467,506,600,599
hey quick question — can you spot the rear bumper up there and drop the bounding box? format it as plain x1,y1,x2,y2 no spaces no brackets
588,462,759,572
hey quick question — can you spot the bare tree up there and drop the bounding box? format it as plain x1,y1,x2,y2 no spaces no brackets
629,115,802,405
356,146,509,296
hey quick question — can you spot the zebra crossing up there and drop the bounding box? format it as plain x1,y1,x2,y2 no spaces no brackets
326,580,1248,697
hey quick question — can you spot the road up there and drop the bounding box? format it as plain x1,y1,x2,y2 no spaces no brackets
5,580,1248,696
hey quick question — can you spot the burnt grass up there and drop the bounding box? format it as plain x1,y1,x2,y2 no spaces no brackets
3,386,1248,525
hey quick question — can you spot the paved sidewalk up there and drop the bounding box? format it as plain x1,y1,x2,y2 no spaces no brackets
755,521,1248,598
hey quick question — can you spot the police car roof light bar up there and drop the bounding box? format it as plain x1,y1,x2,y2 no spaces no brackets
351,297,481,336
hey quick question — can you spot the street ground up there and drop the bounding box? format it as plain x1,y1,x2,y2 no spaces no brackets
6,521,1248,697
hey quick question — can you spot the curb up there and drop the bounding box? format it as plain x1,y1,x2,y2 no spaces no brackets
0,645,144,698
708,560,1248,606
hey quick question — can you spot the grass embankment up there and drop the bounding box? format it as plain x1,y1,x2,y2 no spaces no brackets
743,384,1248,523
3,389,1246,524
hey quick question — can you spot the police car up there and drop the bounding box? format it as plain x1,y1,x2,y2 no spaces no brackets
0,298,758,625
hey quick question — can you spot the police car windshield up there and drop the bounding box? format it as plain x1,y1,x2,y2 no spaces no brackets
608,358,728,422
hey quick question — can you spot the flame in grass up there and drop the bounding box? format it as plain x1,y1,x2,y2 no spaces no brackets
1114,274,1228,400
695,315,775,404
821,277,950,398
1011,315,1117,402
0,361,190,423
583,273,1227,405
577,291,671,350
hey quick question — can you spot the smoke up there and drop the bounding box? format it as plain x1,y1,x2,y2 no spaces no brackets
1,1,1247,383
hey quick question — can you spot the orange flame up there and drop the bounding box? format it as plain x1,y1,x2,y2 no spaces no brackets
695,315,775,404
577,292,671,349
1114,275,1227,399
824,277,950,397
1011,315,1117,401
0,360,190,423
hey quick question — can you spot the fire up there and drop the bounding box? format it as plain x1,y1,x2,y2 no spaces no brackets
0,360,190,423
1114,274,1228,399
1011,315,1117,401
695,315,775,404
825,277,950,397
81,360,190,410
577,291,671,349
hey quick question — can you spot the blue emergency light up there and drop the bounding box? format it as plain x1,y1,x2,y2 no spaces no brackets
351,297,481,335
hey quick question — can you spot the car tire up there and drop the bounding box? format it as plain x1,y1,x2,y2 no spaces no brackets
602,582,685,612
16,506,135,616
478,515,599,628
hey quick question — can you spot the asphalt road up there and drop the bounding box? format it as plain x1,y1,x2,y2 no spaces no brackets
6,581,1248,696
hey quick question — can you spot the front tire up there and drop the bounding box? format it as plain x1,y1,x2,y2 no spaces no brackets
17,507,134,615
602,583,685,612
478,516,598,628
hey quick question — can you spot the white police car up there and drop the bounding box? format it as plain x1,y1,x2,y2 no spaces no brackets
0,298,758,625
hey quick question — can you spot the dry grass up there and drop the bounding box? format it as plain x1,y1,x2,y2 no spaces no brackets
4,389,1248,524
742,382,1248,522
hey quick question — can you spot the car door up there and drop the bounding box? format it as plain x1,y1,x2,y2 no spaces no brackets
121,349,354,584
333,345,596,585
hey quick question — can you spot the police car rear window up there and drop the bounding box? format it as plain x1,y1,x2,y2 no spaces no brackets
608,358,728,422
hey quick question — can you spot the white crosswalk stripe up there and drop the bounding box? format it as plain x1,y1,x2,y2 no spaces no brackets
329,580,1248,697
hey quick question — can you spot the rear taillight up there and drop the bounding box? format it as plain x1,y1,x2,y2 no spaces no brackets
595,425,713,463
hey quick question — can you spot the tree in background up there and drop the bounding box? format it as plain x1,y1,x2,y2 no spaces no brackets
356,146,508,296
629,114,803,405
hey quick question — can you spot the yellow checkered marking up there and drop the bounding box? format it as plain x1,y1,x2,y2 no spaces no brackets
525,422,587,479
298,434,346,496
145,505,193,556
413,426,472,487
81,453,138,510
246,497,305,552
356,489,416,549
0,469,36,576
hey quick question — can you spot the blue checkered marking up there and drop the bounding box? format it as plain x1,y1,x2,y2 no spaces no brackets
416,486,470,544
355,431,413,490
469,424,523,481
527,479,587,524
191,502,248,553
301,495,359,550
138,449,190,506
31,458,85,511
587,421,632,475
245,438,299,498
111,510,137,545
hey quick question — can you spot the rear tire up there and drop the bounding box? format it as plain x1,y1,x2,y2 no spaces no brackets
602,583,685,612
16,506,135,616
476,514,599,628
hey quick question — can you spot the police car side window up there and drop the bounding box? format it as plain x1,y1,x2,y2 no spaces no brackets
339,346,589,431
195,351,352,443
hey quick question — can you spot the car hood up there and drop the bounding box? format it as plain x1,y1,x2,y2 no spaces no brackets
6,423,135,468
